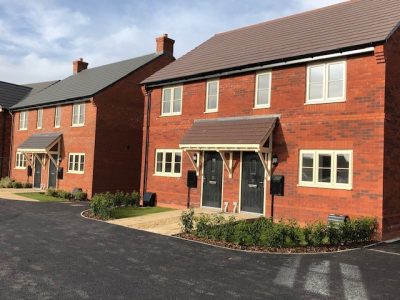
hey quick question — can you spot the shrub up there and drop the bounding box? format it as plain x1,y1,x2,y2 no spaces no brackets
195,214,212,238
131,191,140,207
57,190,71,199
46,188,58,197
285,220,302,247
73,191,87,201
0,177,13,188
264,221,288,248
234,221,254,246
22,182,32,188
11,181,23,189
308,222,328,247
90,193,113,219
181,208,195,233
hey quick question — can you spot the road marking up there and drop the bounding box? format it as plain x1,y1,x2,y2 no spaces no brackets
340,263,368,300
367,248,400,256
273,256,301,288
304,260,330,296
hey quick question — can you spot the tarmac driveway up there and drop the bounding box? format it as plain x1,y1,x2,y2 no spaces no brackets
0,198,399,300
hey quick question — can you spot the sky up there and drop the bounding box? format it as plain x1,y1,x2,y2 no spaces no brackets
0,0,346,84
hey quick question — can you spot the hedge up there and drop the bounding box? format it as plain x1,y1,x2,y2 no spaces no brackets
180,210,377,248
0,177,31,189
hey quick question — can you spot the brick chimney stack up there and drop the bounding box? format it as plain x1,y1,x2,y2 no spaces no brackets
73,58,88,74
156,34,174,56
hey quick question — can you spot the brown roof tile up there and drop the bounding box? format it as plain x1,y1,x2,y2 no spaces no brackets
144,0,400,85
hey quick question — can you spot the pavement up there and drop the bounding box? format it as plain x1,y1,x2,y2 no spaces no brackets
0,198,399,299
107,207,259,235
0,188,40,201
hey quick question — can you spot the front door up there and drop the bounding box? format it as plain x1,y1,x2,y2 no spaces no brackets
241,152,265,213
34,156,42,189
202,152,223,208
48,155,58,189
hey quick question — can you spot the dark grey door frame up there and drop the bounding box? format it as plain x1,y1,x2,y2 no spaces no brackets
48,154,58,189
34,155,42,189
202,151,223,209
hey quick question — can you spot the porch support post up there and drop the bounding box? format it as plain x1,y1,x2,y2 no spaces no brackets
22,152,34,167
218,151,233,178
33,153,45,168
256,151,271,180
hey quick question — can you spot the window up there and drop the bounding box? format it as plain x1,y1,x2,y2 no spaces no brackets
72,103,85,126
162,86,182,116
19,111,28,130
15,152,26,169
155,150,182,176
36,109,43,129
299,150,352,189
255,72,271,108
68,153,85,173
54,106,61,128
205,80,219,112
306,61,346,104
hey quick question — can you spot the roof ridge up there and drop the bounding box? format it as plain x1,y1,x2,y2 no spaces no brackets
0,80,32,90
215,0,353,36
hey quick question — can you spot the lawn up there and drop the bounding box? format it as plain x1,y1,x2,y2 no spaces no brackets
16,192,66,202
110,206,175,219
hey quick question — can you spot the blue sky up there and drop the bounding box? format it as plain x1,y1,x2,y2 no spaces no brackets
0,0,345,84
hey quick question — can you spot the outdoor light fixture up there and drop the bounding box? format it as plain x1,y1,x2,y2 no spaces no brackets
272,154,279,166
193,153,198,163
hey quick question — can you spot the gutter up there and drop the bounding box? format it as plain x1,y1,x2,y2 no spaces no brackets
144,46,375,88
142,88,152,196
10,97,91,112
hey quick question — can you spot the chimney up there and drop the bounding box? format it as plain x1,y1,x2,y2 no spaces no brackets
73,58,88,74
156,34,174,56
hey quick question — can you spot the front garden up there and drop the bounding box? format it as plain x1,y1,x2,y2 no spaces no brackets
0,177,32,189
179,209,378,253
17,188,87,202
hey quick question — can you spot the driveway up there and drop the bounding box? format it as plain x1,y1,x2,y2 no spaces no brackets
0,199,399,299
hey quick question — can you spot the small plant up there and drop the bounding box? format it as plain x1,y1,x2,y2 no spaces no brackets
11,181,23,189
180,208,195,233
22,182,33,188
0,177,13,188
46,188,58,197
195,214,212,238
131,191,140,207
57,190,71,199
90,193,113,219
73,191,87,201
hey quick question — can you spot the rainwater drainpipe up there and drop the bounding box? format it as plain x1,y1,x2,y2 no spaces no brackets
7,109,14,178
142,87,152,196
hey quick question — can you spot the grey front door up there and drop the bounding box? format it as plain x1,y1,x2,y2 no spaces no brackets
34,156,42,189
202,152,223,208
241,152,265,213
48,155,57,189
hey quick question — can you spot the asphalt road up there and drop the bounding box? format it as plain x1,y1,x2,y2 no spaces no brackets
0,198,399,300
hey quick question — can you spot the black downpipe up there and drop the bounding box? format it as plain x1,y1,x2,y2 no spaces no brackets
0,111,6,178
142,88,152,196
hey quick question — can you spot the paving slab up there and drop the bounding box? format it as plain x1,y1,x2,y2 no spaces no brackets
0,188,40,202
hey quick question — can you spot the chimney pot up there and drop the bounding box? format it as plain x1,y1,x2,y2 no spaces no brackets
156,34,174,56
73,58,88,74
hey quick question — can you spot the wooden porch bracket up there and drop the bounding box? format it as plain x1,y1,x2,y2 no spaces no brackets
185,150,200,175
218,151,233,178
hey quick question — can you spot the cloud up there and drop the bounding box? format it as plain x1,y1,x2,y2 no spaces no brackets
0,0,346,84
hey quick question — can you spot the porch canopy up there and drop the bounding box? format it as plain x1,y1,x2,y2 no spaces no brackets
17,133,62,167
179,115,278,178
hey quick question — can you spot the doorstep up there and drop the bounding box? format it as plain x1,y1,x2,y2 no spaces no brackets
107,207,259,236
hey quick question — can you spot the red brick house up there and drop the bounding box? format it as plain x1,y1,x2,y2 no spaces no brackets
141,1,400,239
0,80,58,178
10,35,175,198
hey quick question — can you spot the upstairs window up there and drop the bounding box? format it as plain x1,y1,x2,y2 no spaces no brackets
299,150,352,189
19,111,28,130
162,86,182,116
155,149,182,177
306,61,346,104
255,72,272,108
205,80,219,112
54,106,61,128
15,152,26,169
72,103,85,126
36,109,43,129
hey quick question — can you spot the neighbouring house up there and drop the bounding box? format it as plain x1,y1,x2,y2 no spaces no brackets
0,80,58,178
141,0,400,239
10,34,175,198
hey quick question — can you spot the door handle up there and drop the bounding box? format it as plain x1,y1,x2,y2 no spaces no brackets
248,184,257,188
209,181,217,185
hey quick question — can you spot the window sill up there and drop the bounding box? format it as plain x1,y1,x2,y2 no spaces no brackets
204,110,218,114
15,167,26,170
67,171,84,175
54,126,60,129
297,183,352,191
18,128,28,131
153,173,182,178
160,113,182,117
253,105,270,110
304,99,346,105
71,124,85,127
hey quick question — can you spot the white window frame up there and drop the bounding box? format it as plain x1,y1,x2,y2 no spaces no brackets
54,106,61,128
67,153,85,174
161,86,182,116
19,111,28,130
72,103,85,127
205,79,219,113
254,71,272,108
15,152,26,169
298,149,353,190
306,60,346,104
154,149,182,177
36,108,43,129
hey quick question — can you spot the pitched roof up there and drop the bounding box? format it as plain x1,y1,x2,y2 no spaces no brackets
180,115,277,148
12,53,161,110
144,0,400,85
0,81,32,109
18,133,62,151
23,80,59,95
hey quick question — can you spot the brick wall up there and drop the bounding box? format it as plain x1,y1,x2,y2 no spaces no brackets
142,50,388,234
0,111,12,178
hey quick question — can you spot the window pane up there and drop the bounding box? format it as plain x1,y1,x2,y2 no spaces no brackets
74,155,79,170
165,152,172,172
156,152,163,172
318,168,331,183
80,155,85,172
208,82,217,96
69,156,73,171
328,81,343,98
257,74,270,90
302,154,314,167
318,154,331,183
162,99,171,114
337,169,349,184
337,154,349,169
309,66,324,83
319,154,331,168
309,83,323,100
79,104,85,124
172,99,181,113
329,63,344,81
302,168,313,182
257,89,269,105
207,95,217,110
174,152,181,173
173,87,182,100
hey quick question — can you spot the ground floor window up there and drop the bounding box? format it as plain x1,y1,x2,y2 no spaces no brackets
68,153,85,174
299,150,352,189
155,149,182,177
15,152,26,169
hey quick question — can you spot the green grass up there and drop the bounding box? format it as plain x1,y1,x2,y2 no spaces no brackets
15,192,65,202
110,206,175,219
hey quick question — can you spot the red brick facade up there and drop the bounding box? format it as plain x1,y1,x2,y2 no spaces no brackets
0,111,12,178
141,42,400,239
10,54,174,198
